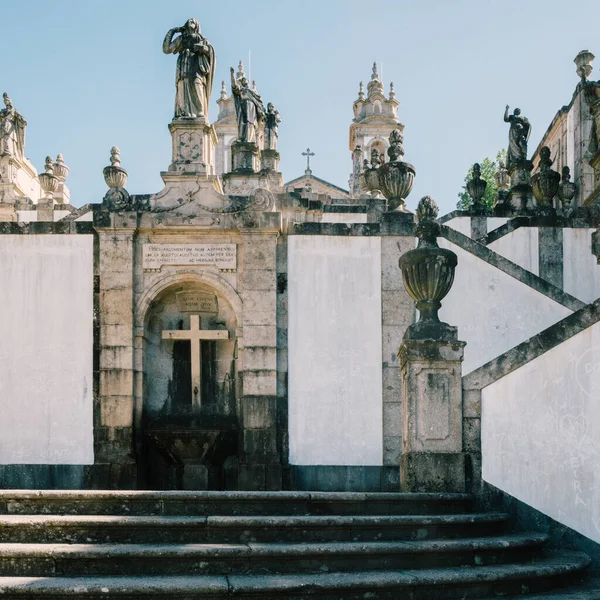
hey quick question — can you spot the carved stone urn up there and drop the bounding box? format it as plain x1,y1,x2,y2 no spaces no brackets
53,153,69,182
466,163,487,213
38,156,59,199
399,196,458,340
103,146,128,189
532,146,560,212
377,129,416,211
557,165,577,210
363,148,383,196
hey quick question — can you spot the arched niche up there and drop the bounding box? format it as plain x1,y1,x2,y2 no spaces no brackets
135,273,242,489
142,280,238,421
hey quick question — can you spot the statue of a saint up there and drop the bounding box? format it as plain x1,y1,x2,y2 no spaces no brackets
264,102,280,150
230,66,265,144
0,93,26,158
504,106,531,167
163,19,215,120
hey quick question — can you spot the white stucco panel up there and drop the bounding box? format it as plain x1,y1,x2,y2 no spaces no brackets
488,227,539,275
321,213,368,224
482,321,600,544
438,239,571,374
288,235,383,466
0,235,94,464
443,217,471,237
563,228,600,304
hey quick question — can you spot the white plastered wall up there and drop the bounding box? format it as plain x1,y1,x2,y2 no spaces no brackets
563,228,600,304
438,239,571,374
488,227,539,275
288,235,383,466
320,213,368,224
482,321,600,544
0,235,94,464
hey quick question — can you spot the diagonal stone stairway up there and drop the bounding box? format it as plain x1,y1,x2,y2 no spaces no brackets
0,491,593,599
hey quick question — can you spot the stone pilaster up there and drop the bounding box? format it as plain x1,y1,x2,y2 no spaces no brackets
238,229,282,490
399,338,466,492
538,227,564,289
95,215,137,487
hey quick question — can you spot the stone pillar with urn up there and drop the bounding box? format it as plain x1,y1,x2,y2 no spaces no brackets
398,197,466,492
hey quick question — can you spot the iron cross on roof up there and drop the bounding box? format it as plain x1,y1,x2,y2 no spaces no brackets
302,147,315,171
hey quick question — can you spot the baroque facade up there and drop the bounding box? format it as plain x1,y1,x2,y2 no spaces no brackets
0,23,599,593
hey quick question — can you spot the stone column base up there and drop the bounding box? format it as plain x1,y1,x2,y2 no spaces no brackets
400,452,465,493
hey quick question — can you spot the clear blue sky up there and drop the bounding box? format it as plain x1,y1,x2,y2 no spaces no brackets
2,0,599,214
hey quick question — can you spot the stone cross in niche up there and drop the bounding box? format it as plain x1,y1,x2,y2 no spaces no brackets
162,315,229,411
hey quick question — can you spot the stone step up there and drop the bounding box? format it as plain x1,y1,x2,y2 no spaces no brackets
0,534,549,576
0,490,472,516
0,552,590,598
0,512,509,544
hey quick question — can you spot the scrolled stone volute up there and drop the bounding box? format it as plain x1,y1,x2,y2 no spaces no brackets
558,165,577,209
466,163,487,213
532,146,560,212
376,128,415,211
399,196,458,340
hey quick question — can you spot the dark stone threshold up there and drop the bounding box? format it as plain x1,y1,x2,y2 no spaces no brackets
441,224,585,312
477,481,600,575
286,465,399,492
464,298,600,390
0,221,94,234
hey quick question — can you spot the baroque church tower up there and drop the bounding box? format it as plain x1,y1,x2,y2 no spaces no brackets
349,63,401,196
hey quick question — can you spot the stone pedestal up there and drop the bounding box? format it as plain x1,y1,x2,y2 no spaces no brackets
36,198,54,222
168,117,216,175
261,149,280,172
0,202,17,222
507,160,534,213
399,337,466,492
231,141,260,173
222,171,283,196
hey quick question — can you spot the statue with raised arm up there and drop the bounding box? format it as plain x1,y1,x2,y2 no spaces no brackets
504,105,531,167
230,63,265,144
0,93,26,158
264,102,280,150
162,18,215,120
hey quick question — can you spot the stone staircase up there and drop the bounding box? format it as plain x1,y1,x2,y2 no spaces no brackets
0,490,594,599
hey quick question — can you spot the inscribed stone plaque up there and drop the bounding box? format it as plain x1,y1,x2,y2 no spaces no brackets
176,291,218,314
143,244,236,270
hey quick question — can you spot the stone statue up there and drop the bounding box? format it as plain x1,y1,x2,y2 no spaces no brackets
230,64,265,144
264,103,280,150
0,93,26,158
504,105,531,167
163,19,215,120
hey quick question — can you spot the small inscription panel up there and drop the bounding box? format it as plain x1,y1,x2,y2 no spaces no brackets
176,292,218,314
143,244,237,270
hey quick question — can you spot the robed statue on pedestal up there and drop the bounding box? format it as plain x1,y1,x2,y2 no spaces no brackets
163,18,215,120
504,105,531,167
230,64,265,144
0,93,26,158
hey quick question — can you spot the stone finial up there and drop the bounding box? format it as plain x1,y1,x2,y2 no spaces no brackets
389,81,395,99
53,153,69,183
575,50,595,81
387,128,405,161
370,148,381,168
367,62,384,96
466,162,488,212
415,196,440,247
38,156,59,199
558,165,577,208
358,81,364,101
236,60,246,80
371,62,380,81
220,80,227,100
44,156,54,174
110,146,121,168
